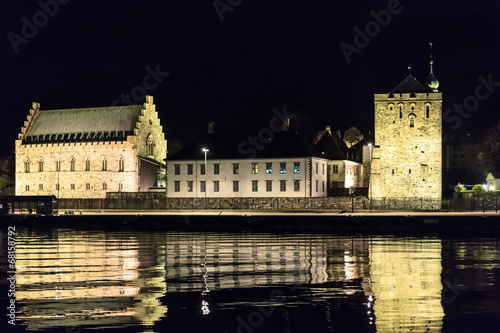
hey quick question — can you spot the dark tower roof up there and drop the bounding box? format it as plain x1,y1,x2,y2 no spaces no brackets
391,74,431,93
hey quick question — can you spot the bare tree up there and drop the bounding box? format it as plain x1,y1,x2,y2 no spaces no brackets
343,127,363,148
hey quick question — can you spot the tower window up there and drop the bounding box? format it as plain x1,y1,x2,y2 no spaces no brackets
426,105,430,118
70,157,75,171
24,158,30,173
102,157,107,171
392,169,395,174
39,184,43,190
39,158,43,172
103,183,107,190
86,183,90,190
146,134,154,156
409,116,415,128
85,158,90,171
118,156,124,172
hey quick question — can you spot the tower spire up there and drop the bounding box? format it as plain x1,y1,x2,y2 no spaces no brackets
426,42,439,92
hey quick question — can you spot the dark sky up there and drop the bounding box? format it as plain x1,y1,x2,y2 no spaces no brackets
1,0,500,157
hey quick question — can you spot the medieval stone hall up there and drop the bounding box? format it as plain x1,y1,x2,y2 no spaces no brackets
370,59,442,206
15,96,167,198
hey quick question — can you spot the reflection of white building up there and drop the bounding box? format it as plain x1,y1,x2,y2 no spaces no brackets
166,128,328,198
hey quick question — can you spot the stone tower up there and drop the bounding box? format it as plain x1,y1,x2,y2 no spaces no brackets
370,50,442,209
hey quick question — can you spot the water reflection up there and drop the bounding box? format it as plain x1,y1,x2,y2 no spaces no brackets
2,228,499,332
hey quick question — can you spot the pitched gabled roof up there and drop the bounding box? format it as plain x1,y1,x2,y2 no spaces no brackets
314,131,348,160
391,74,431,93
167,130,323,161
24,105,142,143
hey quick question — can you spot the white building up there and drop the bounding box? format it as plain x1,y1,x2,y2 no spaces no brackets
166,129,328,198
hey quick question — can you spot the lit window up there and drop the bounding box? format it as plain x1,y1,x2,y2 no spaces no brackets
174,164,180,175
174,181,180,192
252,163,258,174
280,162,286,174
233,163,239,174
266,180,272,192
187,181,193,192
294,162,300,174
214,164,220,175
233,181,239,192
266,162,272,174
70,157,75,171
200,181,206,192
214,181,219,192
294,180,300,191
252,180,258,192
280,180,286,191
187,164,193,175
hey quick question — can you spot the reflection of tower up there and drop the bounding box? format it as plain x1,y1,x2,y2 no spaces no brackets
369,237,444,332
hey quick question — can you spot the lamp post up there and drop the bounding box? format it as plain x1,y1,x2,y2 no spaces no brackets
202,148,209,209
368,143,372,213
55,153,61,198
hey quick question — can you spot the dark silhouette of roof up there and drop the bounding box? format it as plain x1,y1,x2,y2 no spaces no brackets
167,130,323,161
314,130,348,160
391,74,431,93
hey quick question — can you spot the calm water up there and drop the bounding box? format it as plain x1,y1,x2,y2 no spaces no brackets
1,226,500,332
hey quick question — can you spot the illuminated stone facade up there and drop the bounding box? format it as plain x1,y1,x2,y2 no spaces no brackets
370,75,442,205
15,96,166,198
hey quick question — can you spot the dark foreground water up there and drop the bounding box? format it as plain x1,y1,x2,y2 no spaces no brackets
1,226,499,332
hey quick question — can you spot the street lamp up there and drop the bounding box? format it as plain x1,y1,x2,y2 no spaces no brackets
202,148,209,209
368,143,372,212
55,153,61,198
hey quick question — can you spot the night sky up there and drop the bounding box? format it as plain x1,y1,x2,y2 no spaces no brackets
1,0,500,158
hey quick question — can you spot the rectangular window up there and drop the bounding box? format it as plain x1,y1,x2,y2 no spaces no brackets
266,180,272,192
266,162,272,174
187,180,193,192
252,163,258,174
214,180,219,192
25,161,30,173
294,162,300,174
332,165,338,174
102,159,107,171
103,183,107,190
200,181,206,192
56,160,61,172
233,181,239,192
174,181,180,192
70,159,75,171
280,162,286,174
174,164,180,175
294,179,301,191
39,184,43,191
119,183,123,190
214,164,220,175
25,185,29,191
86,183,90,190
315,162,318,174
322,164,325,175
71,183,75,190
39,160,43,172
187,164,193,175
421,164,429,181
85,159,90,171
233,163,239,174
119,158,124,172
322,180,325,192
200,164,206,175
315,180,319,192
421,144,425,153
56,184,59,191
280,180,286,192
252,180,258,192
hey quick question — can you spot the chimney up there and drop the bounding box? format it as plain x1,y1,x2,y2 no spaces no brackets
325,126,331,135
208,121,214,134
283,118,290,131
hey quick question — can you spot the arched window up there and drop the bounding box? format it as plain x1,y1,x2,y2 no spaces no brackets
411,104,415,111
102,156,107,171
24,158,30,173
39,157,43,172
146,134,154,156
56,156,61,172
426,105,430,118
85,157,90,171
118,156,124,172
409,116,415,128
399,104,403,119
103,182,107,190
70,157,75,171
